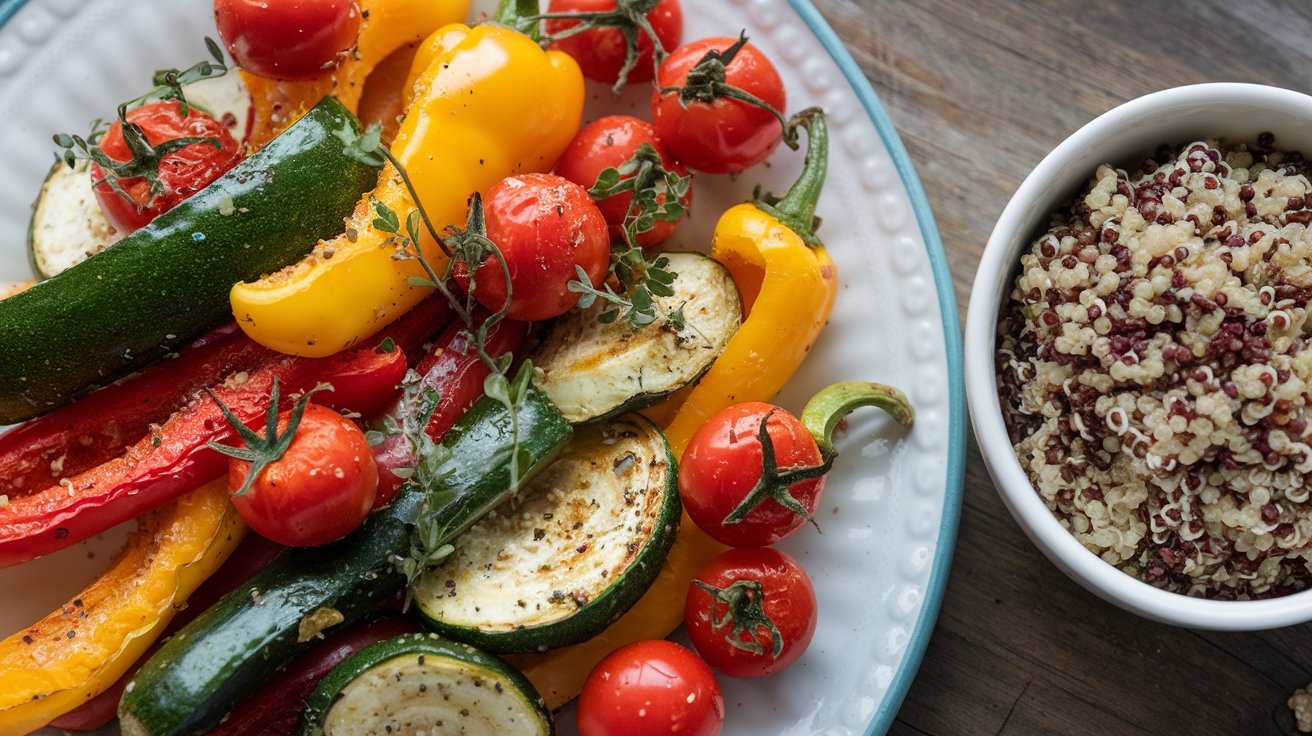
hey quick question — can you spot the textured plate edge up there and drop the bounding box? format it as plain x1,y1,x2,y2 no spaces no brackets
0,0,969,733
0,0,21,30
785,2,966,734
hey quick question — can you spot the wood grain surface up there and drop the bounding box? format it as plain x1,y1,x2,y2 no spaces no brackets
804,0,1312,733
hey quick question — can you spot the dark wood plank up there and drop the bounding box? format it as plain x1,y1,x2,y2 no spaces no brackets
805,0,1312,733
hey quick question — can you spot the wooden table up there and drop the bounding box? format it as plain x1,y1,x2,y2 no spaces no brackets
806,0,1312,733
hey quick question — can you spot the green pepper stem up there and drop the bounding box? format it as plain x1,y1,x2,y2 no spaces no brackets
755,107,828,248
801,381,915,456
492,0,544,42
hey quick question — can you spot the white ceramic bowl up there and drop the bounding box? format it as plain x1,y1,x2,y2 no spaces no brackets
965,82,1312,631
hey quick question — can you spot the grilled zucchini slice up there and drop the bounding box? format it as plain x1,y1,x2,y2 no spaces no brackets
302,633,552,736
533,251,741,424
413,414,680,653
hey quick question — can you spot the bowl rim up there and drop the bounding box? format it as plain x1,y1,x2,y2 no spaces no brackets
965,82,1312,630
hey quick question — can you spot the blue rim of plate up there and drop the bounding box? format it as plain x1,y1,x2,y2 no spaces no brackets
0,0,966,733
785,2,964,734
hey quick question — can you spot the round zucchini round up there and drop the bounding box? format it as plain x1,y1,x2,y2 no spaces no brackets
413,414,681,653
533,251,742,424
301,632,553,736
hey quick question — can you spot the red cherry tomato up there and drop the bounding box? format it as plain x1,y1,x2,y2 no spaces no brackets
577,640,724,736
464,173,611,322
91,99,241,233
228,403,378,547
684,547,818,678
215,0,361,81
652,36,786,174
555,115,692,250
679,402,826,547
545,0,683,87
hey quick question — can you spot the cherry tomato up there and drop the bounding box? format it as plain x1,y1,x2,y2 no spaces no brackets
227,403,378,547
652,36,786,174
679,402,827,547
685,547,818,679
464,173,611,322
577,640,724,736
215,0,361,81
555,115,692,250
544,0,683,87
91,100,241,233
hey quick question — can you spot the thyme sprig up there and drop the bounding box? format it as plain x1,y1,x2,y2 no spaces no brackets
53,37,230,206
588,142,690,246
134,37,230,116
568,249,685,330
567,143,689,329
342,123,536,590
532,0,667,93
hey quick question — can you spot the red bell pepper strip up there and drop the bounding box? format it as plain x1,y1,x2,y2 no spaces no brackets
375,294,458,365
205,615,419,736
0,297,452,503
0,341,407,568
371,316,528,506
0,323,272,499
47,534,286,732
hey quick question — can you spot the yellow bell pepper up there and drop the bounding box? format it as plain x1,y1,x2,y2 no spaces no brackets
241,0,472,149
0,480,244,736
512,109,839,707
231,3,584,358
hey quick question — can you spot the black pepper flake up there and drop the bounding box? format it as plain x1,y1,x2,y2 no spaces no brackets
22,635,33,644
54,527,69,540
66,630,75,639
533,528,546,541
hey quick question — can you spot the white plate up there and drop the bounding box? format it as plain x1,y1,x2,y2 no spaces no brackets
0,1,965,734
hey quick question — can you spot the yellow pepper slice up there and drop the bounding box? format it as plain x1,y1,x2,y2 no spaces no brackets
231,13,584,358
241,0,472,149
512,109,839,707
0,480,244,736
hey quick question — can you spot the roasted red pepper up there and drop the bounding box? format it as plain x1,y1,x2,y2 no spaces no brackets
0,342,407,568
206,615,419,736
0,324,270,499
0,297,451,503
371,316,528,505
47,534,285,732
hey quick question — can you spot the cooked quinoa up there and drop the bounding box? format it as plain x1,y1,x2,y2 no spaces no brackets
997,135,1312,599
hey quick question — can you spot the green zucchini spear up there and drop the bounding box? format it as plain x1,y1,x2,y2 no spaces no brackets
0,96,380,424
118,389,573,736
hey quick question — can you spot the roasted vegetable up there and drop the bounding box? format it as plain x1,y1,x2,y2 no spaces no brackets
534,252,741,424
415,415,680,653
119,389,572,736
0,339,406,567
0,480,244,736
513,108,839,707
230,0,585,358
240,0,471,148
207,615,419,736
0,97,380,424
0,323,266,500
302,633,553,736
371,315,529,505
